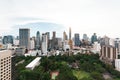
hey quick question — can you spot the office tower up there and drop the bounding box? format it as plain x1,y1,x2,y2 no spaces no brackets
83,34,88,41
51,31,58,50
36,31,40,50
30,38,35,50
19,28,30,49
68,27,73,49
57,38,62,49
0,50,12,80
69,27,71,40
63,31,68,41
45,32,50,50
42,33,48,54
46,32,50,40
91,33,97,44
52,31,56,39
3,35,13,44
74,33,80,46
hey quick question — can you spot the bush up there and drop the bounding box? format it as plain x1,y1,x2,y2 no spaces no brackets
91,72,104,80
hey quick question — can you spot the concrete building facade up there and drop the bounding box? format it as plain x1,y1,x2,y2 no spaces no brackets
0,50,12,80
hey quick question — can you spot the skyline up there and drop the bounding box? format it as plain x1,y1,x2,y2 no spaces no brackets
0,0,120,38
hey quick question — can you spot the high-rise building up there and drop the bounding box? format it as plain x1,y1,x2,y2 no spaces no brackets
63,31,68,41
74,33,80,46
51,31,58,50
68,27,73,49
3,35,13,44
100,36,110,46
30,38,35,50
91,33,97,44
36,31,40,50
69,27,71,40
42,33,48,54
52,31,56,39
101,45,118,65
19,28,30,49
45,32,50,49
83,34,88,41
0,50,12,80
13,37,19,46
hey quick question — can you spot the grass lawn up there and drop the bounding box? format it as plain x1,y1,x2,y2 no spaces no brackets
72,70,90,79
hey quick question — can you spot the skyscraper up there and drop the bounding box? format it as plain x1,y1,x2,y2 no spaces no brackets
69,27,71,40
3,35,13,44
36,31,40,50
30,37,35,50
19,28,30,49
91,33,97,44
83,34,88,41
42,33,48,54
63,31,68,41
46,32,50,49
52,31,56,39
68,27,73,49
0,50,12,80
74,33,80,46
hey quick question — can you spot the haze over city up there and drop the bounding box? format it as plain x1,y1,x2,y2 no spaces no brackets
0,0,120,38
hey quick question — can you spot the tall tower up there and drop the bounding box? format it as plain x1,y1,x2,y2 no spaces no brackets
19,28,30,49
68,27,73,49
41,33,48,54
74,33,80,46
91,33,97,44
52,31,56,39
63,31,68,41
69,27,71,40
36,31,40,50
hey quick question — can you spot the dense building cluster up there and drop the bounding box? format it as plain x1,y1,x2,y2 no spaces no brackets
0,27,120,80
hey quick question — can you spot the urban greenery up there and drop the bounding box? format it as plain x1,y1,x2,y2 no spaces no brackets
14,54,120,80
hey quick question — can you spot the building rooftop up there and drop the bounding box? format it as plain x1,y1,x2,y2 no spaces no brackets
26,57,41,69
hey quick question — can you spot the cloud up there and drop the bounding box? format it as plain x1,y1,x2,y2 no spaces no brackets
12,22,65,38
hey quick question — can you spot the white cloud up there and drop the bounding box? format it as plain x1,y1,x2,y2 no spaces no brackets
0,0,120,38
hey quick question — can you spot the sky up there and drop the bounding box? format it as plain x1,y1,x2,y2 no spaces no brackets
0,0,120,38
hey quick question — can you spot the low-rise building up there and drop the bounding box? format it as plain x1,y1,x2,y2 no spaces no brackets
115,59,120,71
25,57,41,70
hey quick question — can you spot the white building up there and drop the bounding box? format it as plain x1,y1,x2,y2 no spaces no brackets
109,38,115,47
13,39,19,46
42,33,48,55
26,57,41,70
63,40,70,51
115,59,120,71
30,38,35,50
0,50,12,80
7,43,13,49
92,42,101,53
25,50,41,56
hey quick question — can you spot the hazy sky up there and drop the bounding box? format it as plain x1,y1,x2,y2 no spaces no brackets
0,0,120,38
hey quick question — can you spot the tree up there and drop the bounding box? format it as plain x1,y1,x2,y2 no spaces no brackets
91,72,104,80
80,62,94,72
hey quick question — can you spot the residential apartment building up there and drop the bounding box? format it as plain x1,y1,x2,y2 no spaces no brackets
0,50,12,80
